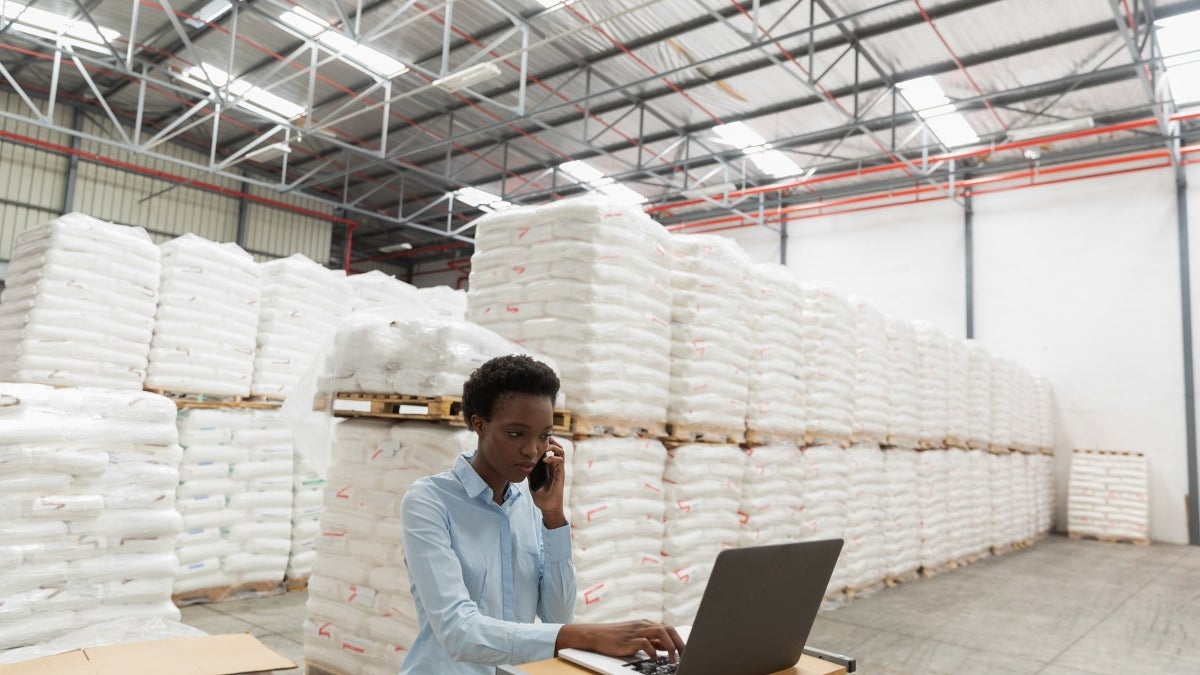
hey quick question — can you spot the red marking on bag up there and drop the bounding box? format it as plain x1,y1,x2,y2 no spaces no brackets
336,486,352,500
738,511,750,524
506,304,520,314
586,505,609,521
518,227,531,239
317,622,332,638
584,584,606,604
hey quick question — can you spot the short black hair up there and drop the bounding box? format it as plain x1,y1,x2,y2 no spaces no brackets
461,354,560,423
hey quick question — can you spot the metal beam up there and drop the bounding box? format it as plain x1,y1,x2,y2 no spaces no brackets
1178,169,1199,546
964,191,974,339
61,106,82,212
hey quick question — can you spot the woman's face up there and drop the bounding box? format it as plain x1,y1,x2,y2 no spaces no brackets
471,392,555,489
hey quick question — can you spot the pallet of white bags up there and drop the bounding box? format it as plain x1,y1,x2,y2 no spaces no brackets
144,388,282,410
1068,533,1150,546
571,414,666,439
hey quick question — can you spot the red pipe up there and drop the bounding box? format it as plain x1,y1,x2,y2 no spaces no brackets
649,109,1200,216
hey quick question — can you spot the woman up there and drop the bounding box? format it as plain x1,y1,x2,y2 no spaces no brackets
399,354,685,673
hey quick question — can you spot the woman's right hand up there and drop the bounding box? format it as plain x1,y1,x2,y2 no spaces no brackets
556,620,686,663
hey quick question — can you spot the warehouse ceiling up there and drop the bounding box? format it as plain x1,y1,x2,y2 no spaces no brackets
1,0,1199,274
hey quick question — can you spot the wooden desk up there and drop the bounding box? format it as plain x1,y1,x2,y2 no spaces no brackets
500,653,846,675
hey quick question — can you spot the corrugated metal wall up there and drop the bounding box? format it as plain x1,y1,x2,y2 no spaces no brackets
0,93,71,260
0,94,335,267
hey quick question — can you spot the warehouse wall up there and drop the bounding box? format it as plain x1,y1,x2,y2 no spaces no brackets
726,168,1196,544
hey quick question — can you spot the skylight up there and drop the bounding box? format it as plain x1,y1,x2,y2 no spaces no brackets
897,76,980,147
279,7,408,79
558,160,647,204
184,0,232,29
711,122,803,178
455,187,513,212
179,64,306,123
1157,11,1200,105
0,2,121,54
535,0,580,10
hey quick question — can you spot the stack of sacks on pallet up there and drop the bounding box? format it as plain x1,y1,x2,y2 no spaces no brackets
946,340,971,447
881,448,921,580
990,359,1015,451
145,234,260,397
916,450,952,569
842,444,888,590
417,286,468,321
1033,376,1054,450
987,453,1017,549
661,444,745,625
347,271,423,312
964,450,993,557
912,322,950,448
467,196,672,425
569,438,667,623
744,266,806,441
1068,451,1149,542
943,449,981,561
173,409,294,596
884,319,921,447
252,254,350,399
737,443,805,547
306,421,475,675
849,298,889,444
667,235,754,437
0,384,181,649
0,213,159,389
965,342,993,450
798,445,850,594
798,287,855,443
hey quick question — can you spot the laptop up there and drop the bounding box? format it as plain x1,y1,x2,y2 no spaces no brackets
559,538,844,675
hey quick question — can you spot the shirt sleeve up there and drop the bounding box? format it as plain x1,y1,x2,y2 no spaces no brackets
400,484,563,666
537,519,577,624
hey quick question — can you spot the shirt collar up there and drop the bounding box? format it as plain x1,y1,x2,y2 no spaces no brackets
454,452,523,503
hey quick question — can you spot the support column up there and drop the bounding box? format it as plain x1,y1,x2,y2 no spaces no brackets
61,108,83,213
235,177,249,247
780,214,788,266
1177,172,1198,546
964,191,975,340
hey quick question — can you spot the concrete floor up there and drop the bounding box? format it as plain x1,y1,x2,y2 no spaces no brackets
181,534,1200,674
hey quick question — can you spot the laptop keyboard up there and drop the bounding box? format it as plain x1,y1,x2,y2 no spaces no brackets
623,655,681,674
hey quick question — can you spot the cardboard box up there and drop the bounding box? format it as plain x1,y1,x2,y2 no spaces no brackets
0,633,297,675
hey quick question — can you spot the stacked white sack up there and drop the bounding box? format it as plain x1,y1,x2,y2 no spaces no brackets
416,286,468,321
798,286,855,442
848,298,889,444
842,444,888,588
0,384,181,650
252,255,350,399
467,196,672,423
798,445,850,594
173,409,295,594
1020,454,1039,541
943,449,977,561
0,213,160,390
965,450,993,557
881,448,921,579
305,420,474,675
738,443,805,547
667,235,755,434
146,234,259,397
289,450,324,581
912,322,950,448
745,265,807,440
1037,454,1057,533
347,271,423,312
1010,368,1037,451
987,453,1017,549
1034,376,1054,451
916,450,952,569
965,342,993,449
990,359,1015,451
884,319,922,447
661,444,745,625
946,340,971,447
570,438,668,623
324,317,542,397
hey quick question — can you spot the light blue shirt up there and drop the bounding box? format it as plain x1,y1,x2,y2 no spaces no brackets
399,453,576,674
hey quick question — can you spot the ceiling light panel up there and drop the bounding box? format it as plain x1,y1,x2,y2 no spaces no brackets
1157,11,1200,105
0,2,121,54
897,76,980,147
280,7,408,79
179,64,306,123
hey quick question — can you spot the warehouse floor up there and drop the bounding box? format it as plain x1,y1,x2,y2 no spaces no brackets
180,535,1200,675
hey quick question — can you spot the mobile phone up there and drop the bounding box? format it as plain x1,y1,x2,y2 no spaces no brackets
529,454,551,491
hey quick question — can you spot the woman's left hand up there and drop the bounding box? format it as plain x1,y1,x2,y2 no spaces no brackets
531,436,567,528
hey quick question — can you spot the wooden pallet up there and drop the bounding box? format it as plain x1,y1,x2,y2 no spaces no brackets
571,415,666,439
987,444,1016,455
803,431,852,448
917,438,947,450
843,579,887,600
145,388,282,410
306,662,348,675
1068,532,1150,546
285,576,309,593
885,570,921,587
172,578,284,606
745,428,803,446
663,423,745,445
324,393,571,433
943,436,966,449
1038,447,1054,455
1073,448,1146,457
